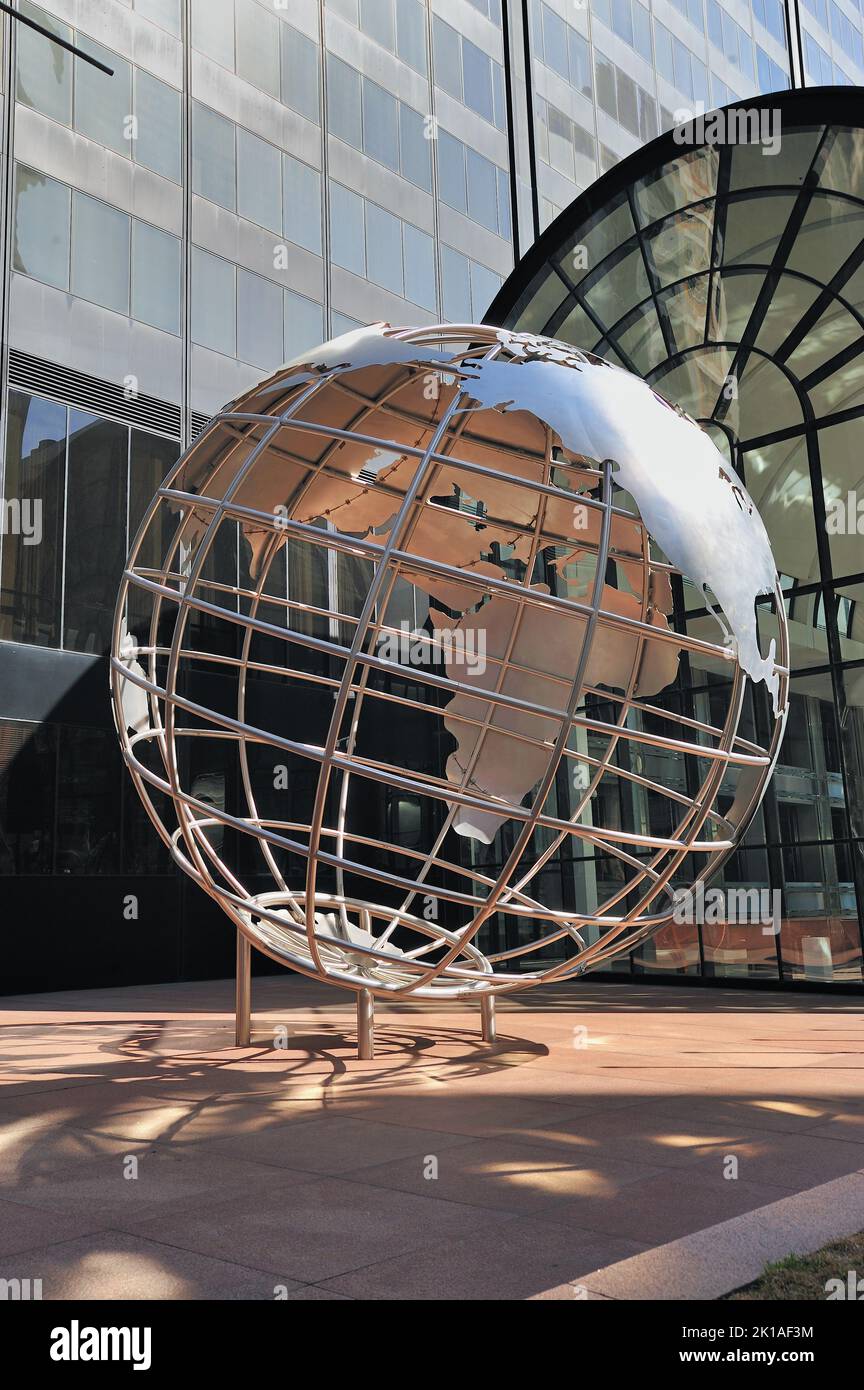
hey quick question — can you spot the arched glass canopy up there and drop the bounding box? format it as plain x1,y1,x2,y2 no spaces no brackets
487,89,864,986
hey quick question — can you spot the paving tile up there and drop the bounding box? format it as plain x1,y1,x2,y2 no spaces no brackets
346,1136,660,1214
121,1178,512,1283
534,1169,794,1245
0,1231,293,1300
0,1197,108,1258
1,1141,314,1223
319,1219,647,1300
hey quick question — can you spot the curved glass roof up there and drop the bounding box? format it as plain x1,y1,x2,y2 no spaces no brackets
487,89,864,985
486,89,864,600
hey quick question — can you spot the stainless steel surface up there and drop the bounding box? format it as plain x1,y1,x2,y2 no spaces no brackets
111,322,789,1045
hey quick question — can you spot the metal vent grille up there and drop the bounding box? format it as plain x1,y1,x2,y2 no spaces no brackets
190,411,211,441
8,350,182,439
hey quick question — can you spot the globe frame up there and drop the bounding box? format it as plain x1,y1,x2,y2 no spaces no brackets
110,323,790,1056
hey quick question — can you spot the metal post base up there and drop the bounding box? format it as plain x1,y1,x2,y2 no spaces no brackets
235,931,251,1047
357,988,375,1059
480,994,496,1043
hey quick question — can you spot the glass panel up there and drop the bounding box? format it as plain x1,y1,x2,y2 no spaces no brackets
282,24,320,123
71,192,130,315
284,289,324,359
438,130,466,213
361,0,394,49
396,0,427,71
237,269,283,371
128,428,180,638
329,182,365,276
442,244,471,321
237,128,282,233
326,54,361,146
16,0,72,124
0,721,56,875
132,220,181,334
433,17,462,100
0,392,66,647
134,70,182,183
236,0,280,98
75,37,132,155
191,0,234,68
135,0,182,35
363,78,399,170
283,155,322,254
403,222,436,310
13,165,71,291
191,247,236,356
64,411,128,654
192,103,236,211
366,202,403,295
56,726,122,873
470,261,501,319
466,149,498,234
463,39,493,122
399,104,432,191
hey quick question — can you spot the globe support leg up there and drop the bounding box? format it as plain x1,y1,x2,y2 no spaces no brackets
357,988,375,1060
480,994,496,1043
235,931,251,1048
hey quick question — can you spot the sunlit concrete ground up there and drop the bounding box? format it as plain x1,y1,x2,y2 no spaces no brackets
1,975,863,1299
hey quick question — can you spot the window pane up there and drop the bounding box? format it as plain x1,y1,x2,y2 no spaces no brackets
16,0,72,124
467,148,498,233
363,79,399,170
238,269,283,370
13,165,70,291
442,244,471,321
132,220,181,334
128,429,180,640
492,59,506,129
396,0,427,71
543,6,569,80
71,193,130,314
399,103,432,190
75,38,131,155
192,103,236,210
192,0,234,67
329,0,359,20
56,726,121,872
0,392,66,647
237,128,282,232
496,166,512,242
361,0,394,49
64,411,129,654
463,39,494,121
366,202,403,295
433,18,462,99
134,70,182,183
282,24,320,122
0,720,57,874
283,155,322,253
327,54,361,146
403,222,435,309
285,289,324,358
191,247,236,356
135,0,182,35
438,131,466,212
470,260,501,318
236,0,280,97
329,182,365,275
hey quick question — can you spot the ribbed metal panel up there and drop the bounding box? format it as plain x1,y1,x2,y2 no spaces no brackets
7,350,182,439
189,411,212,441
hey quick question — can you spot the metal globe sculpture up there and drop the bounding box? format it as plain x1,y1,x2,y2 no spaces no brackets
111,323,788,1052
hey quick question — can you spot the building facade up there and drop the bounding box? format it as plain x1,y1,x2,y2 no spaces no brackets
0,0,861,992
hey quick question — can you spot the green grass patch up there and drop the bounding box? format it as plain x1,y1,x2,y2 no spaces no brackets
723,1232,864,1300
